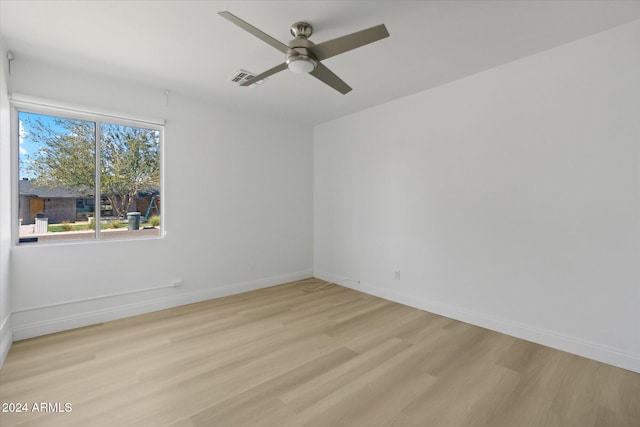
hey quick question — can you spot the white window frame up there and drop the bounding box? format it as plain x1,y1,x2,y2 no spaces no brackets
11,94,165,245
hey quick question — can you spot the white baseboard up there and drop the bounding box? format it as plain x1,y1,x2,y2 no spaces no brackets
0,314,12,367
315,270,640,374
12,269,312,341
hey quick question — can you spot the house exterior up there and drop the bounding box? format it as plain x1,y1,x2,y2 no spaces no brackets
19,179,90,225
19,179,160,224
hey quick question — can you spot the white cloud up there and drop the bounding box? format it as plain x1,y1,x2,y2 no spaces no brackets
19,120,28,155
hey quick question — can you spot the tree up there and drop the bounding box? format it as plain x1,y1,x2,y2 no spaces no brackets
22,114,160,218
22,116,96,192
100,124,160,217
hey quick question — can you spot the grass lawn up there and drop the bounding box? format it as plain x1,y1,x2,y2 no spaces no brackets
47,219,156,232
47,223,90,232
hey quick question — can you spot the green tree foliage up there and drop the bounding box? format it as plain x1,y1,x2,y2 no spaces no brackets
23,116,160,218
23,116,95,192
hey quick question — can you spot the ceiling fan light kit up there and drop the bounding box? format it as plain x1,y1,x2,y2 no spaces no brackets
286,54,317,74
218,11,389,94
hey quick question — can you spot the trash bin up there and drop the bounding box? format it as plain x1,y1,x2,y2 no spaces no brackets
127,212,141,230
34,216,48,233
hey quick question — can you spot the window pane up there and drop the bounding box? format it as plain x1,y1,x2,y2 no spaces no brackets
99,123,161,239
18,112,96,244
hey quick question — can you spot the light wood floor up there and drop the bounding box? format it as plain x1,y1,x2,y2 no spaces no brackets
1,279,638,427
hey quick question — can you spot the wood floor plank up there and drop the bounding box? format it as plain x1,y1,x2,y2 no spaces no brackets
1,279,638,427
189,347,357,426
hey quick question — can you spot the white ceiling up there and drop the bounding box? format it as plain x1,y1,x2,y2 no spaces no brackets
1,0,639,126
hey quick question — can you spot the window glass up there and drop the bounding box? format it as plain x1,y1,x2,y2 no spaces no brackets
17,110,162,244
100,123,161,239
19,111,96,243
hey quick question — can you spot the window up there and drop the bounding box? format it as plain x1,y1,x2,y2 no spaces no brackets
15,101,163,244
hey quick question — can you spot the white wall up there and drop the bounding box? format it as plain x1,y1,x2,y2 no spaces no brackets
314,20,640,372
5,58,313,341
0,38,13,365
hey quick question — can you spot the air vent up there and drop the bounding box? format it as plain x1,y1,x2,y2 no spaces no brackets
231,69,255,84
230,69,267,88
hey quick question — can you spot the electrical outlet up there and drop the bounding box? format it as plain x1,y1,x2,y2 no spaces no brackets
171,280,184,287
394,270,401,280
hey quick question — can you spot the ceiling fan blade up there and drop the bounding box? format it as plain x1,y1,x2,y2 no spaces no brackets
310,62,352,94
218,11,290,54
308,24,389,61
241,62,288,86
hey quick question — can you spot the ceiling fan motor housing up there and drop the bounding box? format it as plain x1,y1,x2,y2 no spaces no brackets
286,25,318,73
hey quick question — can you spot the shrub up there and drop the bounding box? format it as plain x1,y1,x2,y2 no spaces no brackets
61,221,73,231
102,221,116,230
149,215,160,227
87,218,95,230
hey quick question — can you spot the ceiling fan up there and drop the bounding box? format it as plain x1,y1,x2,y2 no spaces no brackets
218,11,389,94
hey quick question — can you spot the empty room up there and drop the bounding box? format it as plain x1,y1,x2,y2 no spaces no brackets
0,1,639,426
